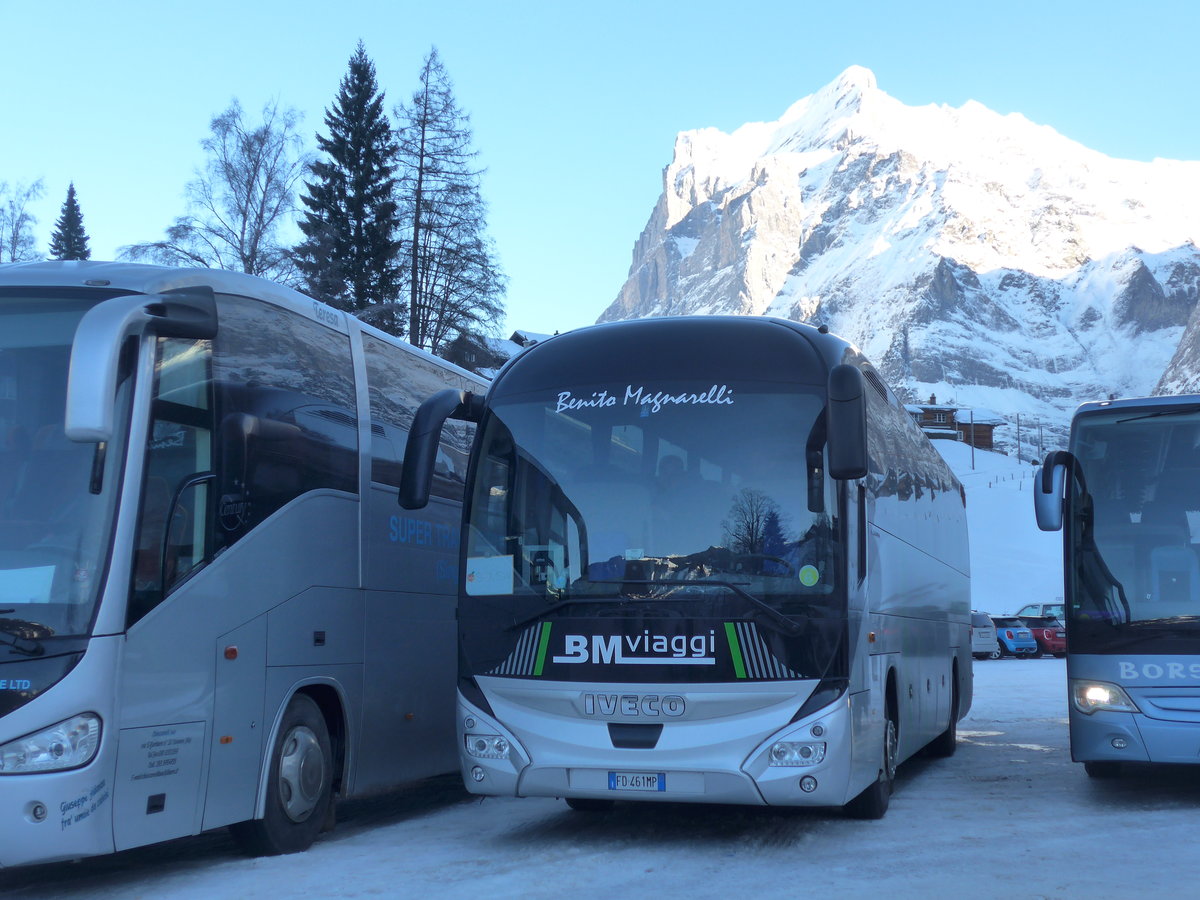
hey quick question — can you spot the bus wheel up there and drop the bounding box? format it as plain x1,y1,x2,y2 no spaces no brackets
230,694,333,856
1084,761,1122,779
845,708,897,819
565,797,615,812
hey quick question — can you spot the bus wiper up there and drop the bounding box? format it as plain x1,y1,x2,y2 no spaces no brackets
0,618,49,657
1116,404,1200,424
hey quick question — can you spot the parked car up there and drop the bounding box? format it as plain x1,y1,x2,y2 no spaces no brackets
1020,615,1066,658
1014,601,1065,621
990,616,1040,658
970,611,1000,660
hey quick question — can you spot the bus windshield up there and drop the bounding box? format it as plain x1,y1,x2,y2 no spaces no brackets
463,382,839,621
0,291,125,639
1068,406,1200,654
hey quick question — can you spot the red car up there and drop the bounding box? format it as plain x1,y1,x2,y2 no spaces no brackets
1019,616,1066,658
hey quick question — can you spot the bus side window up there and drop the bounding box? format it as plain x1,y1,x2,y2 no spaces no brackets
129,338,214,627
363,333,415,488
210,296,358,550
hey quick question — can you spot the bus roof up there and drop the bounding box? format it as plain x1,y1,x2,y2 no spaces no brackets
1074,394,1200,417
0,260,485,385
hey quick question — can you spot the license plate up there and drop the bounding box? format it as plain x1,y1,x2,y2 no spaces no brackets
608,771,666,792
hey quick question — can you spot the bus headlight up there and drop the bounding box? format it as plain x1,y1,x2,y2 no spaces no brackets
0,713,102,774
464,733,510,760
1071,681,1140,715
768,741,826,767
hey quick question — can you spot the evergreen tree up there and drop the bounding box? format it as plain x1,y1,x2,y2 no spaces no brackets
49,182,91,260
395,47,505,355
295,42,403,329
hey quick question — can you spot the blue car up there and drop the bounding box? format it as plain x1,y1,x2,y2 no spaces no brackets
989,616,1039,658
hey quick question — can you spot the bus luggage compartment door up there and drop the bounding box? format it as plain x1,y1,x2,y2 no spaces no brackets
203,616,268,830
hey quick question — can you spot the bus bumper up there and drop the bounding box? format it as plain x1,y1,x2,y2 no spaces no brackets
0,762,116,868
1070,708,1200,765
456,684,859,808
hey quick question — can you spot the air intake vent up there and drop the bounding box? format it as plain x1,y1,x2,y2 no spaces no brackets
608,723,663,749
863,369,889,401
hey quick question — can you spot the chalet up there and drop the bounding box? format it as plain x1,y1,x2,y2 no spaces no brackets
904,395,1007,451
443,330,552,377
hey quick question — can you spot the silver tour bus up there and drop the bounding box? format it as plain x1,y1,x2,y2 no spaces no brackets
401,317,971,817
1036,395,1200,777
0,261,482,867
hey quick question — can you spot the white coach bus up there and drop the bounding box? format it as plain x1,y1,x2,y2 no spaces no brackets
400,316,971,818
0,261,481,867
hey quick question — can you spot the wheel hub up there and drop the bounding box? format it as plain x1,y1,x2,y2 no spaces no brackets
277,725,326,823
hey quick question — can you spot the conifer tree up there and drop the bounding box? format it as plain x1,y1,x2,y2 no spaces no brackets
49,182,91,260
295,42,403,330
394,47,505,355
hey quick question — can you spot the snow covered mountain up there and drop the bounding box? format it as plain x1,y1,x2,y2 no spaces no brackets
599,66,1200,450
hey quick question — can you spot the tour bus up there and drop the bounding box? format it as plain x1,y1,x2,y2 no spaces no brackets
0,261,482,868
1036,394,1200,777
400,316,971,818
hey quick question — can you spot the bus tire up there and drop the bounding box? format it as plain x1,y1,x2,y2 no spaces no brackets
565,797,615,812
925,673,958,758
230,693,333,856
845,699,897,819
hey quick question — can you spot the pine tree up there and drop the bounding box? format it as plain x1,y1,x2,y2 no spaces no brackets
295,42,403,328
49,183,91,260
395,47,505,355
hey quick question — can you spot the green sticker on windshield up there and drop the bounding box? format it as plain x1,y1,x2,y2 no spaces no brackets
799,565,820,587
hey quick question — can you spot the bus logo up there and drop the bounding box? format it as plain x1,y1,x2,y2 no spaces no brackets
552,631,717,666
582,693,686,717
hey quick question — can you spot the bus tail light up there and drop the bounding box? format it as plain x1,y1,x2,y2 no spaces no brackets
0,713,102,774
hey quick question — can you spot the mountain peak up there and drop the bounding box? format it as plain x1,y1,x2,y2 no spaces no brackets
825,65,878,105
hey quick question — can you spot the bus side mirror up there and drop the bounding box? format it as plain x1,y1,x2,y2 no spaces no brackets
827,364,867,481
1034,451,1070,532
66,288,217,442
399,389,484,510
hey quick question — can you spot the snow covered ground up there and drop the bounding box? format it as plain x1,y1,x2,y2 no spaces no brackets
6,442,1199,898
7,658,1200,899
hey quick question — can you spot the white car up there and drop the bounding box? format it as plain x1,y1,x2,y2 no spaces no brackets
1014,602,1065,621
970,611,1000,660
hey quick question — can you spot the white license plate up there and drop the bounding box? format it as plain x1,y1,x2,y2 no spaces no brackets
608,771,666,792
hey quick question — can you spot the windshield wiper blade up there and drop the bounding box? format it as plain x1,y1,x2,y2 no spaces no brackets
1116,404,1200,425
0,631,44,656
0,617,52,656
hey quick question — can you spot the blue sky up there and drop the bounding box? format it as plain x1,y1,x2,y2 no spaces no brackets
2,0,1196,336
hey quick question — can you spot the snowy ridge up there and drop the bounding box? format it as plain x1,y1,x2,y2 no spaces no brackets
601,67,1200,449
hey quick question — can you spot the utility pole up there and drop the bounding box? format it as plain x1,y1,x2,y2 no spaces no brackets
970,409,975,470
1017,413,1022,464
